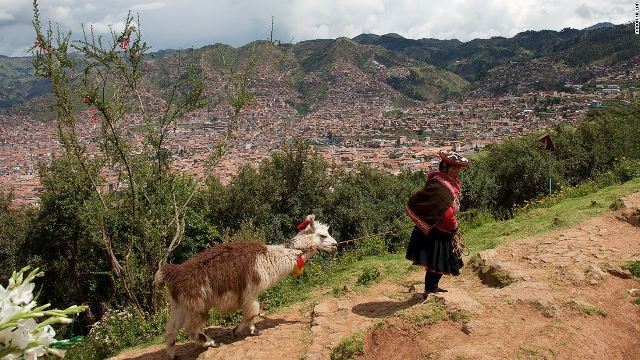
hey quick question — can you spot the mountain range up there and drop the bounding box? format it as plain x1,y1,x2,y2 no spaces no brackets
1,23,638,116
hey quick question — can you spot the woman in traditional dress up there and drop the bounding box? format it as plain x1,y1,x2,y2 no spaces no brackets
405,150,469,299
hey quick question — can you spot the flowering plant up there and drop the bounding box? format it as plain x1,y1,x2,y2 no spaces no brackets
0,267,86,359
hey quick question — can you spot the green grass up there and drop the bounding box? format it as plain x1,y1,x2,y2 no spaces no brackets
356,265,382,286
464,178,640,253
330,332,365,360
573,302,608,317
444,307,470,324
400,298,470,327
399,298,447,326
625,261,640,278
260,252,417,312
581,305,608,317
516,346,549,359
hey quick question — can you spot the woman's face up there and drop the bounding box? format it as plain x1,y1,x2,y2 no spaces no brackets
447,165,462,179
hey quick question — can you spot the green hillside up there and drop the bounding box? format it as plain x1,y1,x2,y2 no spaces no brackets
354,24,640,84
0,55,50,109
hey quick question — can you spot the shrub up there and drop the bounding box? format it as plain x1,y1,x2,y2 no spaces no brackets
354,236,387,258
458,209,494,231
208,309,242,327
332,286,350,297
385,219,415,253
65,308,168,360
611,158,640,182
609,199,625,211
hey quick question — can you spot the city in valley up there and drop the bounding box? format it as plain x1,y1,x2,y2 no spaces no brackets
1,35,639,206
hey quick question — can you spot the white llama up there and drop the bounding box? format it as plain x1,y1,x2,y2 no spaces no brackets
153,214,337,359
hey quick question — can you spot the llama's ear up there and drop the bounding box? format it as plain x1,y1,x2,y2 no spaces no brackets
306,214,315,224
297,219,311,231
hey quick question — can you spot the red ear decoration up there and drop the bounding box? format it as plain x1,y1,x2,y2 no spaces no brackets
296,219,311,231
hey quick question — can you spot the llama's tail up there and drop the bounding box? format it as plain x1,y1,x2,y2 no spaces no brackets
153,263,179,288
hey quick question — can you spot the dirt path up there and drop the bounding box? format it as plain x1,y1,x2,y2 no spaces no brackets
113,192,640,360
111,275,417,360
362,192,640,360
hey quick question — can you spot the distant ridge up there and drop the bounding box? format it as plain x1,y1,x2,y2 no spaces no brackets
582,22,615,31
1,22,639,113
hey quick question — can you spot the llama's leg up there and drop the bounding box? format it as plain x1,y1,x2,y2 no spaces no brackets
185,311,218,348
165,302,185,360
247,300,261,335
235,300,261,336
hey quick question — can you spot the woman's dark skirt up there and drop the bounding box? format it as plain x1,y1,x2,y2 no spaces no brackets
405,226,463,276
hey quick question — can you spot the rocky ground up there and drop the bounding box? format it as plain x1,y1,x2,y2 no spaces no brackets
112,192,640,360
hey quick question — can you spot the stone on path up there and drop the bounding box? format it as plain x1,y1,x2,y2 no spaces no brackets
542,304,562,318
586,264,607,281
604,263,633,279
313,302,334,317
461,319,486,335
474,250,530,287
493,281,555,307
432,289,485,314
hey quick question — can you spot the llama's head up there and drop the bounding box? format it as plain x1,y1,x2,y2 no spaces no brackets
288,214,337,252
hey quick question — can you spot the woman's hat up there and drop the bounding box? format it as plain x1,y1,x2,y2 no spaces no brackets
439,150,469,168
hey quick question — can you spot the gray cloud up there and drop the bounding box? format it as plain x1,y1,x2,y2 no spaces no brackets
576,4,593,19
0,0,636,56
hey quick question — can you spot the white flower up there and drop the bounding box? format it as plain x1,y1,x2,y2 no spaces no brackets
36,325,56,346
0,299,20,323
12,318,37,349
0,267,87,359
0,328,12,347
9,282,35,305
47,348,66,357
24,347,46,360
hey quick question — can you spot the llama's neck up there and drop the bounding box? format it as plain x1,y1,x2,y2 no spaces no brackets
255,245,316,292
288,232,316,248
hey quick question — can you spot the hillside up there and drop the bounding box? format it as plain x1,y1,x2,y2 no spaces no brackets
0,55,50,109
109,179,640,360
0,37,469,117
355,24,640,76
354,23,640,95
2,23,640,115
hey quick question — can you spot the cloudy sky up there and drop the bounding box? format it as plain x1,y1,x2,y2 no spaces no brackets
0,0,635,56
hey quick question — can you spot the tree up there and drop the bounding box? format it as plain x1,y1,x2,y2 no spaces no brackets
30,0,254,313
0,194,33,282
461,136,560,218
207,140,331,244
23,157,106,325
325,165,422,250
